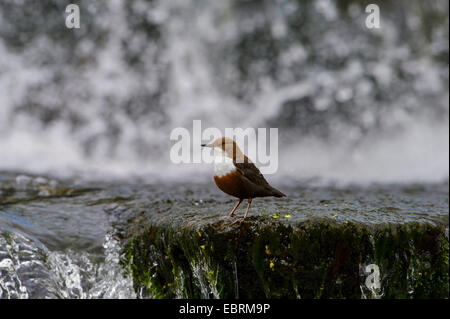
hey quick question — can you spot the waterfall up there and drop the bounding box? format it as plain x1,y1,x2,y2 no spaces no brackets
0,0,448,185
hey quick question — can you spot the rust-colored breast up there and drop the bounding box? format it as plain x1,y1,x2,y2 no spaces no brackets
214,170,250,199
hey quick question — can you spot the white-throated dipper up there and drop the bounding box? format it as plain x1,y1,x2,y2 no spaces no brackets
202,137,286,223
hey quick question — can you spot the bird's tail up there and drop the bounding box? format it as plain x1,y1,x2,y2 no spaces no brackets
268,186,286,198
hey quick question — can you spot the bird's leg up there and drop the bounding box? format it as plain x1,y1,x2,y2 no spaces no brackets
228,198,243,217
231,198,252,224
242,198,252,220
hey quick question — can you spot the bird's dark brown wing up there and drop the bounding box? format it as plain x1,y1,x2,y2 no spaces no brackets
233,156,286,197
234,160,270,188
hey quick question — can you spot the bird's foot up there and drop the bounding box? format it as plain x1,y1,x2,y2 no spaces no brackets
230,217,246,225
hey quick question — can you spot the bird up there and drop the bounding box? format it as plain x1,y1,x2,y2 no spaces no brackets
201,137,286,223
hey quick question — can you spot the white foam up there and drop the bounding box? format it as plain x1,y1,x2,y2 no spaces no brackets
0,0,448,186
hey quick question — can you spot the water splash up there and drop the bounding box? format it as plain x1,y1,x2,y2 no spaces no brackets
0,232,31,299
0,230,136,299
88,232,136,299
190,254,220,299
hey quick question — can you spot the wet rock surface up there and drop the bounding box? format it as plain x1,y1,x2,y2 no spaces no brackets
1,172,448,299
115,181,449,299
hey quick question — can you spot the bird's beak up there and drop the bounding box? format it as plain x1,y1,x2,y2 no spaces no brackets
201,143,211,148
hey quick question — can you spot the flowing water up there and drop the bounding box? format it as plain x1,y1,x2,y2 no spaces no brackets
0,173,136,298
0,172,448,298
0,0,448,298
0,0,448,184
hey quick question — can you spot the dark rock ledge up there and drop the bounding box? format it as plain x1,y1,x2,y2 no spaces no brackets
118,191,449,299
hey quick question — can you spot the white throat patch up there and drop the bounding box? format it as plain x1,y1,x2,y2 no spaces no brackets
213,147,235,177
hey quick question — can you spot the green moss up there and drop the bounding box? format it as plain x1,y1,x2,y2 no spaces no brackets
123,217,449,299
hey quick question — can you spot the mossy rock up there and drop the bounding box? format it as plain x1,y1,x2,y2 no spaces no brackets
122,212,448,299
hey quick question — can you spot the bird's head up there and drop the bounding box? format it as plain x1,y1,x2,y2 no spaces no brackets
201,137,245,161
